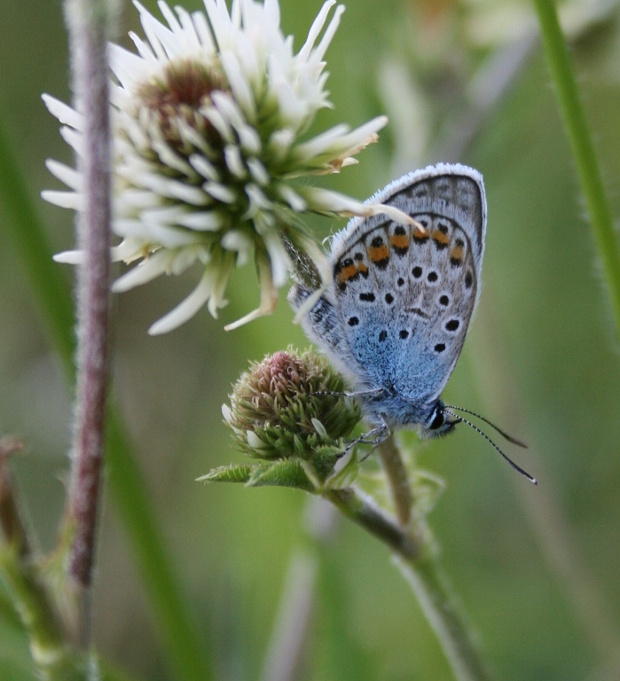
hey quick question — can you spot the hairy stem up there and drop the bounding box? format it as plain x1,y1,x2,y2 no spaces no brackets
378,436,413,527
394,552,494,681
532,0,620,339
63,0,112,647
325,486,419,557
329,444,493,681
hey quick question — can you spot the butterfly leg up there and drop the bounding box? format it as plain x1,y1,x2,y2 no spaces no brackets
312,387,385,400
344,415,390,462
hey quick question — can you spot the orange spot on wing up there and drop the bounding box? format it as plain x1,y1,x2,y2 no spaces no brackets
432,230,450,247
368,244,390,263
390,233,410,250
337,262,359,284
450,245,464,263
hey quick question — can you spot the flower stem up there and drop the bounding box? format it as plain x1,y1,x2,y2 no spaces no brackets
0,546,90,681
393,551,494,681
327,442,493,681
532,0,620,339
325,487,418,557
378,436,413,527
1,65,214,681
62,0,112,647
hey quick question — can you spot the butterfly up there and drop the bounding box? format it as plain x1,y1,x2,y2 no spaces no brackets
289,164,535,482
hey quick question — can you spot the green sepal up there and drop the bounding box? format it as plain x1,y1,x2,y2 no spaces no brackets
246,459,314,491
197,464,254,484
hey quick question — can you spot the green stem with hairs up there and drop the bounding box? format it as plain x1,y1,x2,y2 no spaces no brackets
325,441,494,681
532,0,620,338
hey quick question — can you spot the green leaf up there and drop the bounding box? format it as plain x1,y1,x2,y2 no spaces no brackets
197,464,254,484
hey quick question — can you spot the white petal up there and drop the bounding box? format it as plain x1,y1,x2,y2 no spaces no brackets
224,145,247,178
154,224,206,247
262,0,281,28
128,31,158,64
244,183,272,218
247,158,269,185
310,3,345,64
245,431,267,450
148,270,218,334
42,95,82,129
298,1,337,61
111,241,144,262
152,141,195,176
191,10,216,53
108,43,149,90
42,190,84,211
203,182,236,203
224,258,278,330
210,91,247,134
137,1,178,61
293,123,349,160
178,119,215,156
203,105,234,143
262,230,290,287
116,188,161,210
158,1,182,34
238,125,261,154
189,154,220,182
54,250,85,264
45,160,81,191
277,183,306,212
60,127,85,157
112,250,171,291
165,180,210,206
268,128,295,159
177,211,225,231
220,51,256,118
221,229,252,254
119,113,151,151
139,204,187,224
307,188,418,227
177,244,212,272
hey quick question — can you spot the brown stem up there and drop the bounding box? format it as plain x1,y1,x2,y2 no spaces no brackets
63,0,111,647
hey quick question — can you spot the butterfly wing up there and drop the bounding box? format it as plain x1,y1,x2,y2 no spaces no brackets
326,164,486,404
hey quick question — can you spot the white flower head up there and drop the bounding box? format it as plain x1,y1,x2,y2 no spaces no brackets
43,0,398,334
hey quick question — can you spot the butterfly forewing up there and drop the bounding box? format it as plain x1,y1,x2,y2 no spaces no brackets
329,167,486,404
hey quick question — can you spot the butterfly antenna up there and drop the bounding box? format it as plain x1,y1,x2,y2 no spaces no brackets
444,405,527,448
444,409,537,485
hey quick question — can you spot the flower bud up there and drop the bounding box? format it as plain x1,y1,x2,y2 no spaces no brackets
224,349,361,461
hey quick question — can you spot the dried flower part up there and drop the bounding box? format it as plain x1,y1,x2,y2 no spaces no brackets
44,0,401,334
224,348,361,460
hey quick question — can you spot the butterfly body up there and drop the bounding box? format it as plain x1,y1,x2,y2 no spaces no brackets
290,164,487,440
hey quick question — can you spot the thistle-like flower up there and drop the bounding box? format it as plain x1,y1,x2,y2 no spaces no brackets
223,349,361,462
43,0,401,334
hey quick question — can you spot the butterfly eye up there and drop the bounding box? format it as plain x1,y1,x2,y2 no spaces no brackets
429,408,445,430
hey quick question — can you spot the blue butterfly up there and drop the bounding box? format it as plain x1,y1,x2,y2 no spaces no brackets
290,164,535,482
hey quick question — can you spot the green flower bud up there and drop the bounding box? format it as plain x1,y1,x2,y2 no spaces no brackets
224,348,361,462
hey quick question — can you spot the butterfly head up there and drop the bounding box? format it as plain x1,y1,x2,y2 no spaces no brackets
422,400,460,438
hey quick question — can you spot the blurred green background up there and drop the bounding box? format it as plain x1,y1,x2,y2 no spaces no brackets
1,0,620,679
